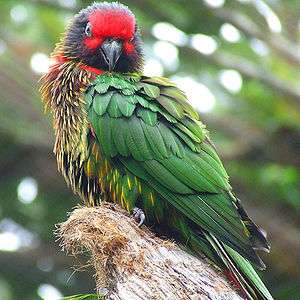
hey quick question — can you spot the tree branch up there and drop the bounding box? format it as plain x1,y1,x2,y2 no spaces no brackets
57,205,242,300
212,7,300,66
181,46,300,106
210,51,300,105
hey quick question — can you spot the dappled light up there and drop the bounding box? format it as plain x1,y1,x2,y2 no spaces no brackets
204,0,225,8
190,34,218,55
219,69,243,94
250,38,269,56
0,218,38,251
151,22,188,46
17,177,38,204
153,40,179,71
37,284,63,300
144,58,164,76
30,53,51,74
172,76,216,113
10,4,28,23
220,23,241,43
253,0,282,33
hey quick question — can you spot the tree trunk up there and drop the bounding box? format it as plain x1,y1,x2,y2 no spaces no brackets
57,204,243,300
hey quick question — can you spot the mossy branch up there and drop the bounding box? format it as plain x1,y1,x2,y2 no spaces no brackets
56,204,242,300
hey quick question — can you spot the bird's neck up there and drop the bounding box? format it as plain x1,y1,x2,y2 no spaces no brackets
40,55,97,172
53,54,105,75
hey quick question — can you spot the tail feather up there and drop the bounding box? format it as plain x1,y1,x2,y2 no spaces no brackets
224,244,273,300
204,232,273,300
171,214,273,299
235,197,270,253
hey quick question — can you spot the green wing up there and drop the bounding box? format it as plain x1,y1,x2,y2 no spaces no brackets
86,74,272,300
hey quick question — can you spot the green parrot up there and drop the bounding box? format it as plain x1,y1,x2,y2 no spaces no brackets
40,2,273,299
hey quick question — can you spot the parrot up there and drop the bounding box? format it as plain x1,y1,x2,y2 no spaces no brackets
40,2,273,300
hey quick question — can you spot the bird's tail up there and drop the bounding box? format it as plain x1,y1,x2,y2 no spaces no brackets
191,231,273,300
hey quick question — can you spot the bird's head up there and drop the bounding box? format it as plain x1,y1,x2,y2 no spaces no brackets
63,2,143,73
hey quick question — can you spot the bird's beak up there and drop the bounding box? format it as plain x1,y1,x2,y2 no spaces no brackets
100,39,122,72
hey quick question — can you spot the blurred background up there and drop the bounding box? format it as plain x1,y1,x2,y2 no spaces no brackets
0,0,299,299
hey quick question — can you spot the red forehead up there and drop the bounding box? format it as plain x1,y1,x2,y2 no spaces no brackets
89,9,135,39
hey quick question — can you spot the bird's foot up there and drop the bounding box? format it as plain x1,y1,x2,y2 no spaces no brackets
132,207,145,227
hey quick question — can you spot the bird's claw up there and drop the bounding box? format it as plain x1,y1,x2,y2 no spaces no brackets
132,207,145,227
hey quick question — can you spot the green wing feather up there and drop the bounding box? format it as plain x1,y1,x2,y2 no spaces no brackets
85,74,272,300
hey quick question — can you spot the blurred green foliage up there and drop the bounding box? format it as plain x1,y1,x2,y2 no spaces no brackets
0,0,299,299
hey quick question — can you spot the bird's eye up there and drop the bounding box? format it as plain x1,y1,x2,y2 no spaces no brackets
85,22,92,37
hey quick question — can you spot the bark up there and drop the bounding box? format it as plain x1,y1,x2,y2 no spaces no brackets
56,205,242,300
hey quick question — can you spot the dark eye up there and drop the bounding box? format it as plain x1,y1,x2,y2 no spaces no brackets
85,22,92,37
